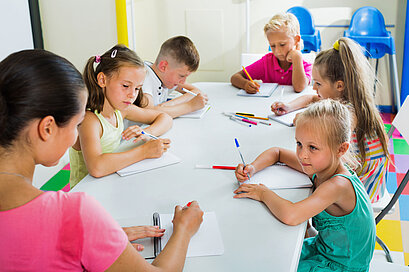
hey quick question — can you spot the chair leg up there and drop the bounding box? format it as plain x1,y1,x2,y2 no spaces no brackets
376,236,393,262
389,54,401,112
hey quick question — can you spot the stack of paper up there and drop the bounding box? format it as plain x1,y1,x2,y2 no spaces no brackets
268,108,306,127
179,104,211,119
116,152,181,177
244,164,312,189
237,83,278,97
160,211,224,257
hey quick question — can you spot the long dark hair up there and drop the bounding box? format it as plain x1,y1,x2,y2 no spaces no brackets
83,44,147,113
0,49,86,148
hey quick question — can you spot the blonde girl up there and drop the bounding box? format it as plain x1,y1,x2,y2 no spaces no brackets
271,37,389,203
231,12,312,93
235,99,376,271
70,45,173,187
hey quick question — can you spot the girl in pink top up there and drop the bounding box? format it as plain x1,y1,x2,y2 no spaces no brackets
231,12,312,93
0,49,203,271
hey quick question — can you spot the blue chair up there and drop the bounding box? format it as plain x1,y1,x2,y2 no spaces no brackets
287,6,321,53
344,6,401,112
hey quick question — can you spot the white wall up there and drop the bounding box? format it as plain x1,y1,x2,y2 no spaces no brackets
38,0,407,106
39,0,117,72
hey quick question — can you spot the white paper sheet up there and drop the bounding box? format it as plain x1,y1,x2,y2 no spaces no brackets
245,164,312,189
160,211,224,257
268,108,306,127
237,83,278,97
179,104,211,119
116,152,181,177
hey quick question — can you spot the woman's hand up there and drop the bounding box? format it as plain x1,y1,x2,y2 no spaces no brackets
122,226,165,251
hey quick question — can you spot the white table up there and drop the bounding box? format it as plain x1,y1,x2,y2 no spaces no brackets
72,82,315,271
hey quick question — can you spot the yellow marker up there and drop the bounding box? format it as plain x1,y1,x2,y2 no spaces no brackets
242,66,259,92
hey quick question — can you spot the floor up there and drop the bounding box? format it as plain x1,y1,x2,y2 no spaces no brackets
40,112,409,266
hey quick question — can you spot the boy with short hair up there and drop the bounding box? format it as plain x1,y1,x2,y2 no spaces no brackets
141,36,208,118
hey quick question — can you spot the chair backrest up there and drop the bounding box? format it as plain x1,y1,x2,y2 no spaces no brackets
348,6,389,37
287,6,315,35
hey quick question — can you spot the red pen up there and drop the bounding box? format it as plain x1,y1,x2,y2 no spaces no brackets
195,164,236,170
187,201,192,207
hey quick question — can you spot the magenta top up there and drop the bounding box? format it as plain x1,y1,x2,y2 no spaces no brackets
245,53,312,85
0,191,128,271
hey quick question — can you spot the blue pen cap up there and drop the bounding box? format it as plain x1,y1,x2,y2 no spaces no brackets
234,138,240,148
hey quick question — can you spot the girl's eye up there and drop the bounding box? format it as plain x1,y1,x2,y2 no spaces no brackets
280,44,286,46
296,141,302,147
123,85,129,88
310,145,318,151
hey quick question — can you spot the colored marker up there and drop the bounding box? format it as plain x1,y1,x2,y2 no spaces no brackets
141,131,158,140
195,164,236,170
182,88,198,96
231,116,257,125
187,201,192,207
235,112,254,116
235,114,269,121
234,138,251,183
230,116,252,127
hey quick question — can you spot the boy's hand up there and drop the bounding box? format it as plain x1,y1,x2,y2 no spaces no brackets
233,183,269,201
271,102,291,116
244,81,260,94
189,93,207,111
286,48,302,63
235,163,255,183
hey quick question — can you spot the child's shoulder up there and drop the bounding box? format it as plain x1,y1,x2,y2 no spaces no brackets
81,110,103,129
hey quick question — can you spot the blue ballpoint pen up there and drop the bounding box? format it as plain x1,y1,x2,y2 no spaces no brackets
141,131,159,140
234,138,251,184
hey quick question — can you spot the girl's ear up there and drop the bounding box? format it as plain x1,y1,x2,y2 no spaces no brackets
97,72,106,88
337,142,350,157
335,80,345,93
38,116,56,141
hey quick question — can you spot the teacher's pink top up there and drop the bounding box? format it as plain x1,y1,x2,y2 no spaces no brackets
0,191,128,271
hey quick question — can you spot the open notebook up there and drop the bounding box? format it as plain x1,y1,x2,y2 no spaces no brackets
116,152,181,177
268,108,306,127
244,164,312,189
237,83,278,97
179,104,211,119
118,212,224,259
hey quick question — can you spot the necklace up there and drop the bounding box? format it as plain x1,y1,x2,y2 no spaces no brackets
0,172,31,182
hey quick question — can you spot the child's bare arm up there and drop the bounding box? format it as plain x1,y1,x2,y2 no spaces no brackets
142,84,208,118
124,105,173,136
287,50,309,92
230,70,260,94
78,112,171,178
235,176,347,226
271,94,319,115
235,147,304,182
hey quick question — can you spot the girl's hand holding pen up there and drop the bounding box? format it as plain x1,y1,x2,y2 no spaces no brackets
235,163,256,183
142,138,171,159
244,80,260,94
271,101,290,116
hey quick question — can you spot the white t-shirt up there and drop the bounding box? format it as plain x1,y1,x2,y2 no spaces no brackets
143,61,176,105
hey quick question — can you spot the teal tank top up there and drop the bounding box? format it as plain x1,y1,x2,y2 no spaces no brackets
298,171,376,272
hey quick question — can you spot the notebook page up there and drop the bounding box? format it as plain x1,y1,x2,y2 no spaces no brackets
268,108,306,127
160,212,224,257
245,164,312,189
237,83,278,97
179,104,211,119
117,152,181,177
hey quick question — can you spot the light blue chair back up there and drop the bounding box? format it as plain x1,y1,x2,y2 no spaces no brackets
287,6,321,53
344,6,395,58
